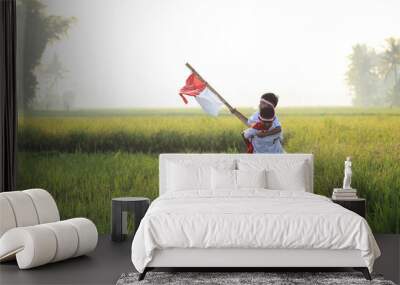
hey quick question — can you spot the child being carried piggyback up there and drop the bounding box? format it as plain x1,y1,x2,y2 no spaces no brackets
232,93,284,153
247,93,281,135
242,105,283,153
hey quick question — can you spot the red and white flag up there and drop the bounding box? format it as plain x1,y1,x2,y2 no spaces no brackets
179,73,223,116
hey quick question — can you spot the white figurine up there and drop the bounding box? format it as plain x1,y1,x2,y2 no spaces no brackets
343,156,352,189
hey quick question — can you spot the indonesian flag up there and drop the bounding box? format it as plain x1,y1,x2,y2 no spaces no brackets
179,73,223,116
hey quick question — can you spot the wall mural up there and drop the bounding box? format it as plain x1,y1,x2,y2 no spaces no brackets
16,0,400,234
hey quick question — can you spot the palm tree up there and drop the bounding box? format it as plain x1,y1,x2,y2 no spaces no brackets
380,38,400,106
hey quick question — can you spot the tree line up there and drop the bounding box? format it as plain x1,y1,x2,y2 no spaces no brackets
17,0,75,110
346,38,400,107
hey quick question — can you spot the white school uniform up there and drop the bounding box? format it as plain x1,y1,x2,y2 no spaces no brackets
243,126,284,154
244,111,284,153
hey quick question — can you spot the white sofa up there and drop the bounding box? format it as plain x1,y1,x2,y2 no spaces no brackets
0,188,98,269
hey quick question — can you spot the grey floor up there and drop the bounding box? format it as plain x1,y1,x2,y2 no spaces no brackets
0,235,134,285
0,234,399,285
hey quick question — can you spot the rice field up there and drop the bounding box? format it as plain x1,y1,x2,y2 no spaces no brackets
16,107,400,234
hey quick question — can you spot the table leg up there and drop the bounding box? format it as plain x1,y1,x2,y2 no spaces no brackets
111,201,123,241
122,211,128,235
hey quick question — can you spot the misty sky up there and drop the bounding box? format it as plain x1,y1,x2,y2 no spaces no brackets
38,0,400,108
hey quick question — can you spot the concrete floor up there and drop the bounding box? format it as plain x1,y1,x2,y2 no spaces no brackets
1,234,399,285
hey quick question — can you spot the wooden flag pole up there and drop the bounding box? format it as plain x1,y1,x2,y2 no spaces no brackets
185,63,248,126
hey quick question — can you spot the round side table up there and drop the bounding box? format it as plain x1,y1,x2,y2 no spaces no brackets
111,197,150,242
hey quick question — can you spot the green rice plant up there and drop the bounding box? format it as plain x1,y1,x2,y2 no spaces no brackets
16,107,400,234
17,152,158,234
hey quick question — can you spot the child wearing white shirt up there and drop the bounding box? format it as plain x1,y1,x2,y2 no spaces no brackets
242,105,284,153
231,93,282,138
247,93,282,138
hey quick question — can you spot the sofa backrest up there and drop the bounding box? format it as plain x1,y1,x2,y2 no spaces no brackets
159,154,313,195
0,189,60,237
